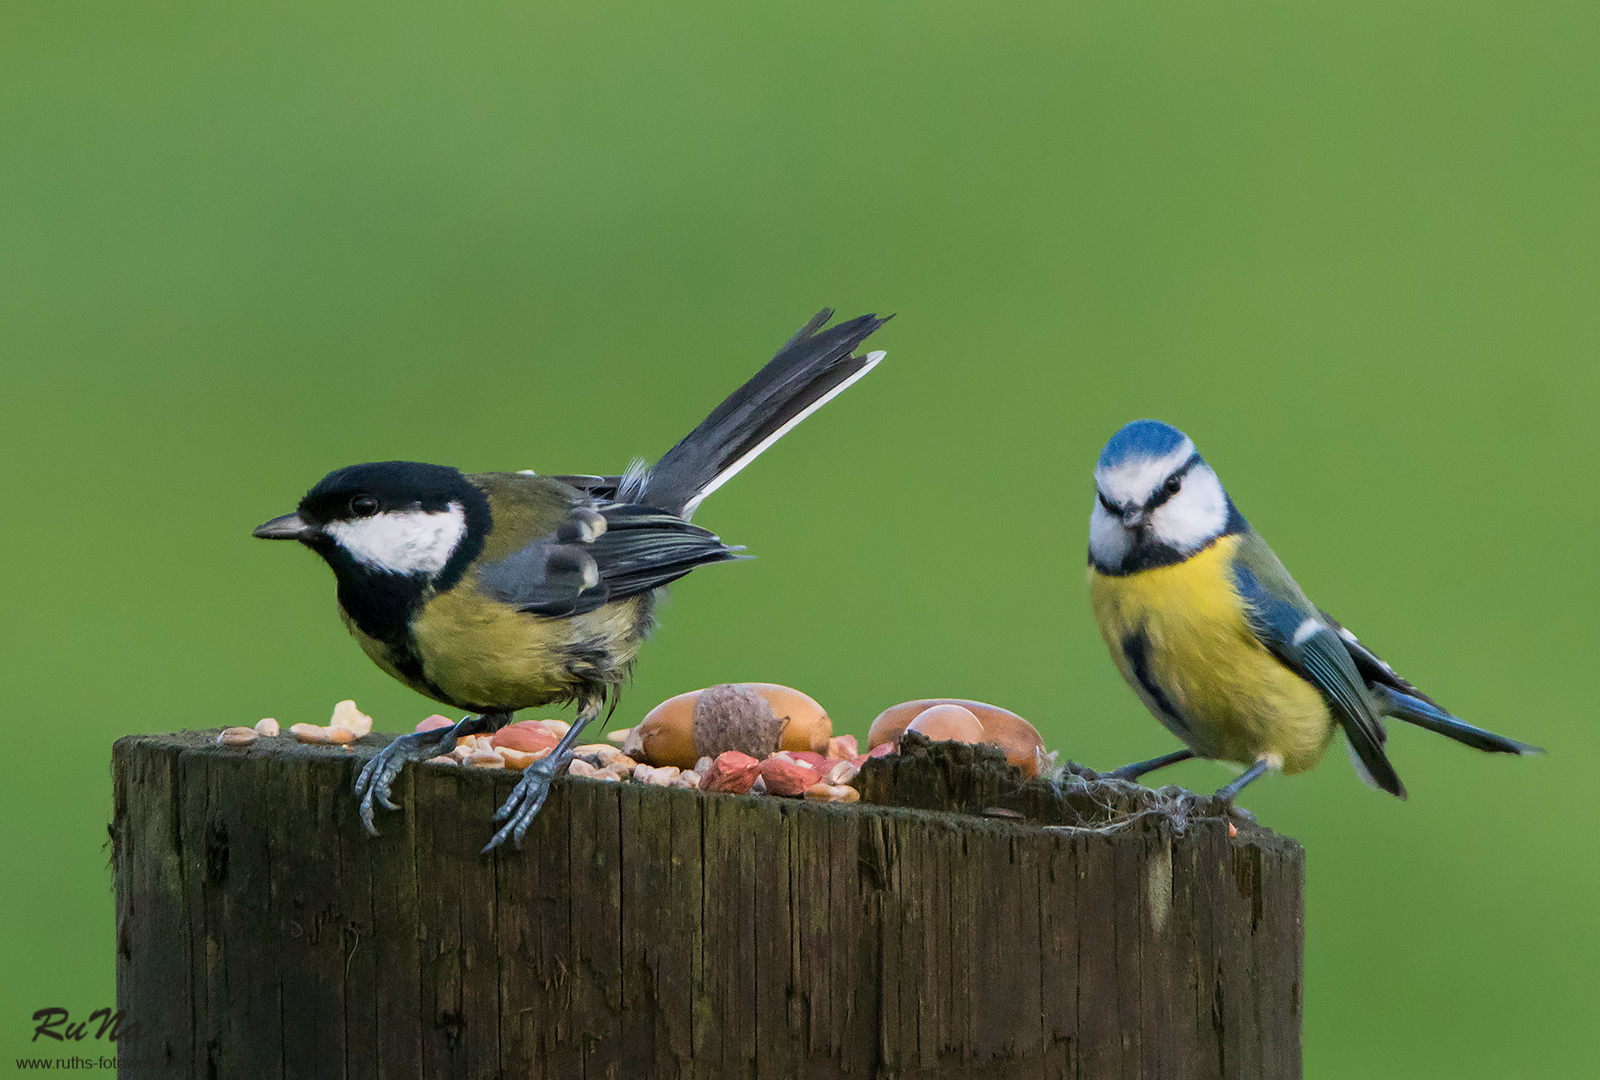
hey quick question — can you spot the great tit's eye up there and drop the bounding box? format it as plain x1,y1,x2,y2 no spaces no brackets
1163,474,1182,495
350,495,379,518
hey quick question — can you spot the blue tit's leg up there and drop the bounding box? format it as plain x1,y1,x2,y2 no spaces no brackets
1106,748,1196,782
355,711,512,836
1214,753,1280,802
483,696,603,853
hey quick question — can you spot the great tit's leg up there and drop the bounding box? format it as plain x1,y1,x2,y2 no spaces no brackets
483,696,603,853
1213,753,1281,802
355,711,511,836
1106,748,1196,783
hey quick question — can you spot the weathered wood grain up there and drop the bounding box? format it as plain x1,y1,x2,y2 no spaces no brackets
112,730,1303,1079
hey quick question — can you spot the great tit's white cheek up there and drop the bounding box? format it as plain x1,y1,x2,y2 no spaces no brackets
326,502,468,576
1089,501,1130,568
1151,467,1227,552
1093,436,1197,508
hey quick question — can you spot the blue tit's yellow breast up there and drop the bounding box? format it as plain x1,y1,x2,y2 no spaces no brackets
1088,535,1335,772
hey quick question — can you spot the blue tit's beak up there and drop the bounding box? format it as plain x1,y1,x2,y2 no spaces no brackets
1120,507,1150,530
253,512,315,540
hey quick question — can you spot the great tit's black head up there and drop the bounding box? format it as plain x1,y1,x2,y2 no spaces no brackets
255,461,490,587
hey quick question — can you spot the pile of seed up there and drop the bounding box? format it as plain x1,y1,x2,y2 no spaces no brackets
213,688,1053,810
427,716,873,803
215,700,372,746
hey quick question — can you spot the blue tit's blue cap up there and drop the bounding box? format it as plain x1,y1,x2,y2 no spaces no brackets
1097,419,1192,470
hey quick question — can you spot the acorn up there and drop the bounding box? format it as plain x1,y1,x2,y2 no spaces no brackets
749,683,832,754
905,704,986,743
636,691,703,769
975,710,1048,777
869,698,1048,777
636,683,832,768
692,683,783,759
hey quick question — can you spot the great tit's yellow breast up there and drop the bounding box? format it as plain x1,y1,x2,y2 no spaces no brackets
406,580,650,712
1089,535,1335,772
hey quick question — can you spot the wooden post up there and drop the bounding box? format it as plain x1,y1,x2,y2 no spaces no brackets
112,730,1303,1079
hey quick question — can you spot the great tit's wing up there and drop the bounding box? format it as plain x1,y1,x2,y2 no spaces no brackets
1230,533,1407,798
580,504,746,605
476,501,742,619
544,474,622,499
1320,613,1542,755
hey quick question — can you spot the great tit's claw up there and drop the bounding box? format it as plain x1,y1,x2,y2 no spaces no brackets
353,725,464,837
358,793,380,837
483,758,558,852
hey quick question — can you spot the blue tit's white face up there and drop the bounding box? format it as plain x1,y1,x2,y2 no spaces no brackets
1089,420,1230,572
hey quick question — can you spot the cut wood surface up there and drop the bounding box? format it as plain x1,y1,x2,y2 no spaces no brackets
112,729,1303,1079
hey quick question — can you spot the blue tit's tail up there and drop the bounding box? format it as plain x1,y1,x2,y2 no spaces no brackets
1372,686,1544,755
630,309,890,520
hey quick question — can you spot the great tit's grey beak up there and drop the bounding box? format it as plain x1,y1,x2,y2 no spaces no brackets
253,512,314,540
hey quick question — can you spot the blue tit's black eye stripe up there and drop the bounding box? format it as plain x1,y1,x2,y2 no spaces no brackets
1144,451,1203,511
1099,491,1120,515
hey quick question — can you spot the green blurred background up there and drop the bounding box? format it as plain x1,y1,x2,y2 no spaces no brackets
3,1,1595,1074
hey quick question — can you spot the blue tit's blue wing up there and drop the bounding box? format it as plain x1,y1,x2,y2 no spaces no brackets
1230,533,1407,798
1321,613,1543,755
1318,612,1439,706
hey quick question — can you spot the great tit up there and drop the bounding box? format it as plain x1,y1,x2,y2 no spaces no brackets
1086,419,1540,801
254,309,889,850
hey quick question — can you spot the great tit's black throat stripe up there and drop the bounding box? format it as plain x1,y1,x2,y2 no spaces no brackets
1123,628,1188,733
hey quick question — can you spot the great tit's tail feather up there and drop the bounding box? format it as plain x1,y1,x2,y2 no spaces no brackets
636,309,890,518
1373,686,1544,755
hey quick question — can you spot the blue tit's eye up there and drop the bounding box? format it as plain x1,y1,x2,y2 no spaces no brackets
1163,474,1182,495
350,494,379,518
1098,492,1118,514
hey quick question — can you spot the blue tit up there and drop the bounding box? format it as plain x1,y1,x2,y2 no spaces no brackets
254,309,889,850
1086,419,1540,801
